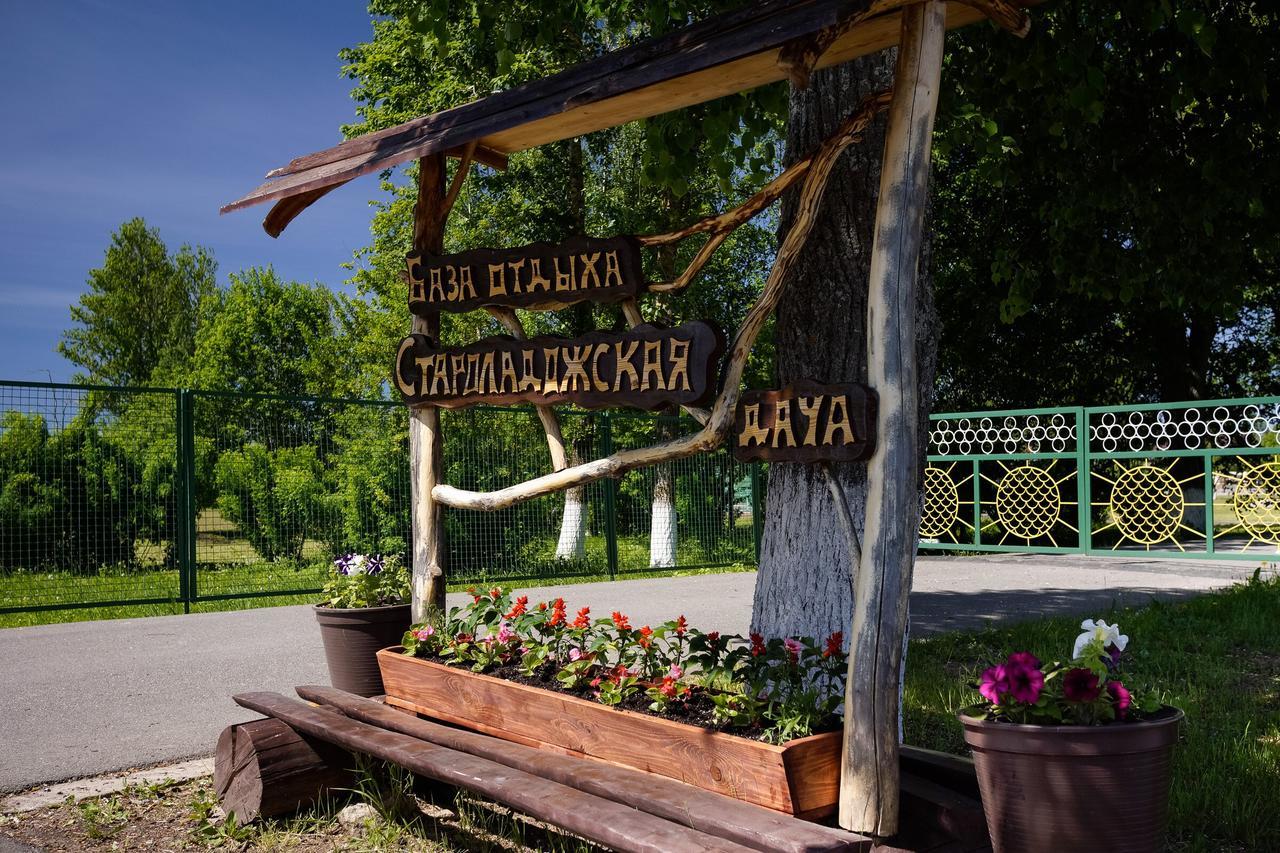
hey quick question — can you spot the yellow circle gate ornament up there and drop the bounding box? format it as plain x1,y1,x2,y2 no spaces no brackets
1234,460,1280,545
1109,464,1184,545
994,465,1061,540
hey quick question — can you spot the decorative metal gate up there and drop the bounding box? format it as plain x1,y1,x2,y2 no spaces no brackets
920,398,1280,561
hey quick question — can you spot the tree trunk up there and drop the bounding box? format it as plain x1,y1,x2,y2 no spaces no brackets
751,55,940,643
650,455,678,568
555,441,588,560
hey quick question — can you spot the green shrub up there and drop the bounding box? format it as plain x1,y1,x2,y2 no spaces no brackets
214,443,325,561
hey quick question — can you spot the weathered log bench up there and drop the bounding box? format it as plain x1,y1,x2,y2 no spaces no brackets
217,686,987,853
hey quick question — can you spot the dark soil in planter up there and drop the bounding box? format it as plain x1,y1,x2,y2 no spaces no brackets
411,652,841,743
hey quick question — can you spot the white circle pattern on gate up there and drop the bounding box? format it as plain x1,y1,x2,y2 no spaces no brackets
1089,405,1280,454
931,413,1076,456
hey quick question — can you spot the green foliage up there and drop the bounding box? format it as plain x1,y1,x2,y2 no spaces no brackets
934,1,1280,405
59,218,216,388
327,406,410,557
0,410,156,573
213,443,326,561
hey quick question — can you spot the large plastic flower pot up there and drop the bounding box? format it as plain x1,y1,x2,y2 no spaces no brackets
960,706,1183,853
313,603,411,696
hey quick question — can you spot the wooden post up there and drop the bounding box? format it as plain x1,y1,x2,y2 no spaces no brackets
839,0,945,837
411,153,449,621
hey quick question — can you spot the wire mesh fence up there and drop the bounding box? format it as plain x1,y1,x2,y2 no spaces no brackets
0,381,761,622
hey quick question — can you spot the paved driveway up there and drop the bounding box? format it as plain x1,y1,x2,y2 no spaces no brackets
0,554,1262,793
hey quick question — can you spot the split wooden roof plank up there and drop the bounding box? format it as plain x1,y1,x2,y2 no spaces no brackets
224,0,1027,235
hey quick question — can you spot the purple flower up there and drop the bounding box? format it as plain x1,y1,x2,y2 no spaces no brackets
1063,667,1102,702
367,555,385,576
979,664,1008,704
1108,680,1132,718
1002,652,1045,703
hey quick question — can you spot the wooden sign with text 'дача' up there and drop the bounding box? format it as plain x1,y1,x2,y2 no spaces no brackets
733,381,877,463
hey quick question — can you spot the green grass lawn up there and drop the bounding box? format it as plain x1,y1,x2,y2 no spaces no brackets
903,570,1280,853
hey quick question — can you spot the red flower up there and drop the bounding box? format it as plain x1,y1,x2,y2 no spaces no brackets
675,615,688,636
639,625,654,650
547,598,567,628
467,586,481,603
612,611,632,631
572,606,591,629
454,632,473,644
538,601,548,611
503,595,528,620
488,587,502,600
750,632,766,657
1063,667,1102,702
706,631,720,646
823,631,844,658
1107,680,1132,718
659,677,678,699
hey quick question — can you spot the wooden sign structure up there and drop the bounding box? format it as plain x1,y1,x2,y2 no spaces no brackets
224,0,1034,837
734,382,877,463
407,236,644,315
393,321,723,411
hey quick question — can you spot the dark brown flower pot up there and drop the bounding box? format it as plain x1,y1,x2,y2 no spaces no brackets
960,706,1183,853
313,603,411,696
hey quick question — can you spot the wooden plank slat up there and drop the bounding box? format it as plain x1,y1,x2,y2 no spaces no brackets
233,691,757,853
222,0,1033,233
296,684,871,853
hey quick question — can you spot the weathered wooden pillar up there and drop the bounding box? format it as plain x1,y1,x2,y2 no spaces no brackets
410,153,449,621
840,0,945,837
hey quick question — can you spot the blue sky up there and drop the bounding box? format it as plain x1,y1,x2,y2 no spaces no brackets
0,1,389,382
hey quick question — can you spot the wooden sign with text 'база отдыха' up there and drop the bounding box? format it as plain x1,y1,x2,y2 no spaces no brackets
407,236,644,316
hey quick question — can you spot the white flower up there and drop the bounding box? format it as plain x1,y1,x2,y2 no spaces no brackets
346,554,369,575
1072,618,1129,660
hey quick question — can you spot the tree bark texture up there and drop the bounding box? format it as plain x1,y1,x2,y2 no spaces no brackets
751,53,939,644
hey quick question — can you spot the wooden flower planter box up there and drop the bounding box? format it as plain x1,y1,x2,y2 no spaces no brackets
377,647,841,817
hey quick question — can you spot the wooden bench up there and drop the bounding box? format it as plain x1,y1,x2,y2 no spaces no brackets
217,686,987,853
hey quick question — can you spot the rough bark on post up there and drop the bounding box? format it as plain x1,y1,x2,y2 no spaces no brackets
840,1,946,837
410,153,449,622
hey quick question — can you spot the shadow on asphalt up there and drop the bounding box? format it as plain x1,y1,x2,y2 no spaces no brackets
907,585,1208,637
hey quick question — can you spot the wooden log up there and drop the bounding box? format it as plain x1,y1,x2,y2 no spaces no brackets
410,154,449,622
841,1,947,838
296,684,872,853
213,718,354,823
233,691,757,853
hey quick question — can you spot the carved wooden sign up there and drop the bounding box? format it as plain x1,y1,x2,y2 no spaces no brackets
733,381,877,463
407,235,644,316
394,321,723,411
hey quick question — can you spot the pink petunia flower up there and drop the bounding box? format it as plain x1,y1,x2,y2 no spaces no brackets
979,664,1008,704
1108,680,1132,718
1003,653,1045,704
668,664,683,680
1063,667,1101,702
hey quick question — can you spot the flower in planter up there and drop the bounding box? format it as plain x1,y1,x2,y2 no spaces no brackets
611,611,632,631
966,618,1159,725
504,596,529,620
823,631,844,658
572,606,591,628
1062,667,1101,702
321,553,408,609
783,637,803,664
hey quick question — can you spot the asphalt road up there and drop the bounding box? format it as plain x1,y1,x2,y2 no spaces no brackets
0,554,1262,793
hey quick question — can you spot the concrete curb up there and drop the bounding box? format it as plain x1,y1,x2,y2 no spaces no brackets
0,757,213,815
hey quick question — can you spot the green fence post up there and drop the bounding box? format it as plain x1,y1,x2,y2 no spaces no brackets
1203,454,1216,555
1077,407,1091,554
175,389,196,613
750,462,764,566
601,413,619,580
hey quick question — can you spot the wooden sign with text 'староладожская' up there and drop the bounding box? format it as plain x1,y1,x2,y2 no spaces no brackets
407,236,644,316
733,381,877,463
394,321,723,411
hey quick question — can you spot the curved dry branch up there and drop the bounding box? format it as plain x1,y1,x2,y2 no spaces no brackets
434,92,891,511
954,0,1031,37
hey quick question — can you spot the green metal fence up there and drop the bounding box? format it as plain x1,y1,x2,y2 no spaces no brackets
4,380,1274,622
920,398,1280,560
0,380,758,619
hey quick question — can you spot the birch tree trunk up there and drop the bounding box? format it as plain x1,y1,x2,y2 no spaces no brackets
649,460,678,568
555,443,588,560
751,54,939,643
